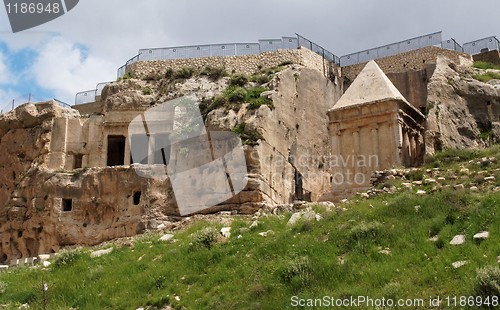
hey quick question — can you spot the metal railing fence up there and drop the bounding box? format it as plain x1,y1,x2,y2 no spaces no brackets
116,36,337,78
75,81,113,105
463,36,500,55
1,96,72,115
441,38,464,52
296,33,340,65
340,31,442,66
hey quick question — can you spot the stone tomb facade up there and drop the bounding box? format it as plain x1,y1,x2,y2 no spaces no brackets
327,60,425,196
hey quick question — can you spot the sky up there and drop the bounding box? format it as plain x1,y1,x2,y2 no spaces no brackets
0,0,499,111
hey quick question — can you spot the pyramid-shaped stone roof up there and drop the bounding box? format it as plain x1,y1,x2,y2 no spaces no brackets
331,60,409,111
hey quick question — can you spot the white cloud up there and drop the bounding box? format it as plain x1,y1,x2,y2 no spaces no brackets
0,0,499,105
0,88,21,113
0,52,12,84
32,36,115,103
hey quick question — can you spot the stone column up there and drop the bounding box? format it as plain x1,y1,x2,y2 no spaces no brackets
124,135,131,166
410,131,418,166
371,126,380,170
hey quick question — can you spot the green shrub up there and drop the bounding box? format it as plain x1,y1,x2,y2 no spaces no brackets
142,87,152,95
279,256,312,289
249,96,272,110
53,250,83,268
473,72,500,83
348,221,383,242
190,227,219,249
250,74,271,85
0,281,6,295
212,95,228,108
245,86,267,100
279,60,294,66
118,71,134,81
200,66,227,80
406,169,424,181
226,87,247,103
232,123,263,146
474,266,500,298
174,67,195,79
229,74,248,87
164,68,174,79
473,61,500,70
233,122,246,135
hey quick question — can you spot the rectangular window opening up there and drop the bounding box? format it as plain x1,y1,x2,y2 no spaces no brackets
62,199,73,212
73,154,83,169
107,135,126,166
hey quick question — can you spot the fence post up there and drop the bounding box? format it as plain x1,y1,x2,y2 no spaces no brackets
12,99,14,111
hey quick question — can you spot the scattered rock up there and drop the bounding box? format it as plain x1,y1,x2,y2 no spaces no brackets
360,192,370,199
484,176,496,182
414,205,421,212
156,223,166,230
249,221,259,229
0,265,8,271
258,230,274,237
220,227,231,238
470,186,479,192
437,177,446,183
452,260,468,269
287,212,303,226
450,235,466,245
316,201,336,210
90,247,114,258
401,182,413,189
159,234,174,242
42,261,51,267
338,255,346,265
413,181,423,186
454,184,465,190
416,190,426,195
424,178,436,184
473,231,489,241
378,248,392,255
497,255,500,264
429,236,439,242
460,168,470,175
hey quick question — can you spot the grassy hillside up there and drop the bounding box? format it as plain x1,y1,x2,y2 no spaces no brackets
1,147,500,309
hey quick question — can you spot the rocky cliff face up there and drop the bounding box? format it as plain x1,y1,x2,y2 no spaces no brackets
426,56,500,154
206,66,341,205
0,63,341,263
0,102,176,263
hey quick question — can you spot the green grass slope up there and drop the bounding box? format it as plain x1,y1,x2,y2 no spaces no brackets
1,147,500,309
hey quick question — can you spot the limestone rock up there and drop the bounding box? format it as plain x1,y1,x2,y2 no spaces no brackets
90,247,114,258
425,56,500,154
452,260,468,269
220,227,231,238
159,234,175,242
287,209,321,226
258,230,274,237
450,235,466,245
473,231,489,241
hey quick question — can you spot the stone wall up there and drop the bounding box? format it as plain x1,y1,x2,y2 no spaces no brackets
127,48,339,79
473,50,500,65
386,66,435,109
342,46,471,81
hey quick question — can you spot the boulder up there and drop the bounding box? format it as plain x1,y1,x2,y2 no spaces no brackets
450,235,466,245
